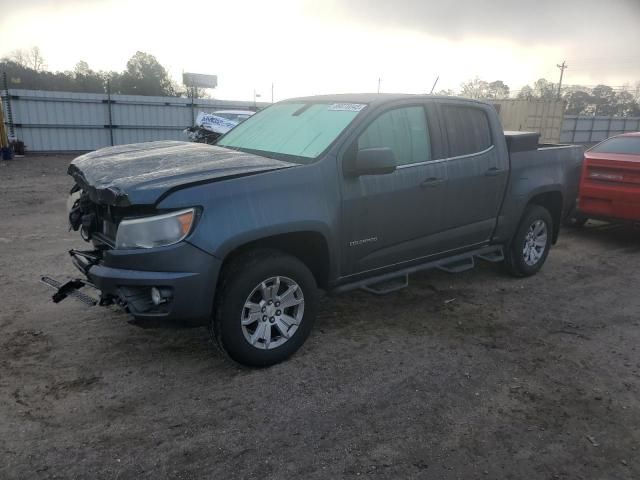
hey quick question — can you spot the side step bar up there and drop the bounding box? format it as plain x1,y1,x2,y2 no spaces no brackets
360,274,408,296
476,249,505,263
437,257,475,273
335,245,504,296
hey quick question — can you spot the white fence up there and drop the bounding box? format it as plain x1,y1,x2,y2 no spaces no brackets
1,89,267,152
5,89,640,152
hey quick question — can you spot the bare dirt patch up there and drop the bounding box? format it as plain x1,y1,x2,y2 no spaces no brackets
1,156,639,479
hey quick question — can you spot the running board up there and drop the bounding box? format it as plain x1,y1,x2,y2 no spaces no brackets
476,249,505,263
333,245,505,295
437,257,475,273
361,274,409,295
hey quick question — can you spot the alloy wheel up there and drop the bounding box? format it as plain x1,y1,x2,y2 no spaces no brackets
522,219,548,266
240,276,305,349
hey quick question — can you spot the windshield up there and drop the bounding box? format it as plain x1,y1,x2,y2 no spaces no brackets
216,102,366,163
590,136,640,155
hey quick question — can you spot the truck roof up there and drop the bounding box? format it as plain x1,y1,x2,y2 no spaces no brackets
285,93,491,107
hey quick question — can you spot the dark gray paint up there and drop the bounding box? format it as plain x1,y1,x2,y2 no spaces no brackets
68,141,293,206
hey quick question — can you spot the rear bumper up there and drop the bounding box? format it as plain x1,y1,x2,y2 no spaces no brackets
578,186,640,222
73,242,221,324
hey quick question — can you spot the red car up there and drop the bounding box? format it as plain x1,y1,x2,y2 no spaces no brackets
576,132,640,224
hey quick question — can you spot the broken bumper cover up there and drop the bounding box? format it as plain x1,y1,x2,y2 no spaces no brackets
72,242,221,324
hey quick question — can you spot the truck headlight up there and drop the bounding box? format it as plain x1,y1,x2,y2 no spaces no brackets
115,209,196,249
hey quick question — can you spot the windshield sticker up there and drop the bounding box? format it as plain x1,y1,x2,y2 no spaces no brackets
328,103,367,112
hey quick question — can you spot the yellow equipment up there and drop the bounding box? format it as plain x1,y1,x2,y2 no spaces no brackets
0,98,8,149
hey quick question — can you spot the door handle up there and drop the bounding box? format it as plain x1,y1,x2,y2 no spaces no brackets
484,167,504,176
421,177,445,188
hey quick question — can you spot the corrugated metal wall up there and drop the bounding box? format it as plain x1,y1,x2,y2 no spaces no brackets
1,89,267,152
10,90,636,151
490,99,566,144
560,115,640,145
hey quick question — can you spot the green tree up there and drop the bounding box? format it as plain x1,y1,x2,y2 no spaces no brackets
516,85,534,99
564,90,592,115
460,78,511,99
532,78,556,100
486,80,510,99
71,60,107,93
607,89,640,116
117,51,176,96
5,46,47,71
590,84,616,115
460,77,489,99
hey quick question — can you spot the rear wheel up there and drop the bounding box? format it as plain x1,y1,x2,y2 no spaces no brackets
211,249,317,367
505,205,553,277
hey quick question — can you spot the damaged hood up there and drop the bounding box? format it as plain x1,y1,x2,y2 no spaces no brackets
68,141,294,206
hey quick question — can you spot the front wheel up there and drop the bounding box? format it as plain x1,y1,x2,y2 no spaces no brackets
211,250,317,367
505,205,553,277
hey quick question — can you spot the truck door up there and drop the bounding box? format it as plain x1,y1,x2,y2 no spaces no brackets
438,104,509,248
339,103,449,277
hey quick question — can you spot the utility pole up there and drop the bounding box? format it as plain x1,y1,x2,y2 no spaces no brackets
556,61,568,99
377,77,381,94
190,86,197,127
271,82,274,103
106,79,114,146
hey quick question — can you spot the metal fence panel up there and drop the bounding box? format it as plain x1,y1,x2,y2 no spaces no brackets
490,99,565,143
560,115,640,145
1,89,266,152
11,89,639,151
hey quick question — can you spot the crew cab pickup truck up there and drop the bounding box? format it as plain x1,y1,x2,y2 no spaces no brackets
52,94,583,366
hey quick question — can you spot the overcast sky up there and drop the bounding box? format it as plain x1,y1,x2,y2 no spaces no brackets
1,0,639,101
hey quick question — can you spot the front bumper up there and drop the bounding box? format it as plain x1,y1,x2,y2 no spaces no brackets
72,242,221,324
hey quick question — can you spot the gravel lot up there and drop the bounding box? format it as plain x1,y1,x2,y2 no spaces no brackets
1,155,639,479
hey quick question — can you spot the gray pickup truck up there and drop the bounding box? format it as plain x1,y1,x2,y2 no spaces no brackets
50,94,583,366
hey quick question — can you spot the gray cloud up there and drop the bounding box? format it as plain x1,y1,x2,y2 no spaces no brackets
318,0,640,83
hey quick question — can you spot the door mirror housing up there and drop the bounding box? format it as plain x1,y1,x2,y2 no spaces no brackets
349,147,397,176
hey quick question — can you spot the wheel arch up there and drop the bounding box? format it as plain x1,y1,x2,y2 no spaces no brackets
527,190,563,243
217,230,332,290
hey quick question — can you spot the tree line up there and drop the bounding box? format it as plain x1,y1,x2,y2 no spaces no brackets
3,47,640,116
438,77,640,116
1,48,181,97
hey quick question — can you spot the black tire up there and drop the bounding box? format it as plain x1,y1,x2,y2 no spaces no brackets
211,249,317,367
505,205,554,277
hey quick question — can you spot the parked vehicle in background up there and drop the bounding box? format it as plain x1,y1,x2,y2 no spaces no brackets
50,94,583,366
212,110,255,123
574,132,640,225
185,109,255,144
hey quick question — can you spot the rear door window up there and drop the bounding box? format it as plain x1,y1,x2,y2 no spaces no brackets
442,106,492,157
590,137,640,155
358,106,430,166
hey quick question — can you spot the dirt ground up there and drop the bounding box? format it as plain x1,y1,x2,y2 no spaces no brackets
1,155,639,480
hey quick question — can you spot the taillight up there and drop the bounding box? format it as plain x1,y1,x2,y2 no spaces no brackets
585,163,640,186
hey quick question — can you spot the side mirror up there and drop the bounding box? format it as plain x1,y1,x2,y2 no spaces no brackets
351,147,397,176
